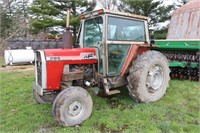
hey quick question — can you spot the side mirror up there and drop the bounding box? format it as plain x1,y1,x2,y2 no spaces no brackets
150,31,155,45
150,39,155,45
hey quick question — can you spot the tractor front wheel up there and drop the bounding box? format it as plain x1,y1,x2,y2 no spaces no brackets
53,86,93,127
127,51,170,103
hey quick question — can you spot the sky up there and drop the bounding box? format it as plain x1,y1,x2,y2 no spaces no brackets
95,0,182,29
95,0,180,9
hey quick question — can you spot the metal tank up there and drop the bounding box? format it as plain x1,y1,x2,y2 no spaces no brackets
4,49,34,65
167,0,200,39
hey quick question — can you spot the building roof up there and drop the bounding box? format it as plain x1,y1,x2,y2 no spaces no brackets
167,0,200,39
173,0,200,14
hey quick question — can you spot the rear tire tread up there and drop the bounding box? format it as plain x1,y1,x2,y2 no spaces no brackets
127,50,170,103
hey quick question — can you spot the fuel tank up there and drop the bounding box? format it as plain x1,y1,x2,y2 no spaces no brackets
4,49,34,65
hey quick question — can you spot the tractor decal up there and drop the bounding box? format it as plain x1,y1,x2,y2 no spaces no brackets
46,52,96,61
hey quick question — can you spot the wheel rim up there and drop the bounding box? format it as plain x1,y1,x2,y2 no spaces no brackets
146,65,164,93
67,100,83,118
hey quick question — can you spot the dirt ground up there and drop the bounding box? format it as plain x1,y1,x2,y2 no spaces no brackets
0,64,34,72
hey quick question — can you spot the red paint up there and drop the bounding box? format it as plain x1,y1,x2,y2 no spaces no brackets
137,46,149,55
120,45,149,76
44,48,97,90
120,45,139,76
44,48,97,58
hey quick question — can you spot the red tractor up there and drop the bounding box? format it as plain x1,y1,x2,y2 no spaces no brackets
33,9,170,127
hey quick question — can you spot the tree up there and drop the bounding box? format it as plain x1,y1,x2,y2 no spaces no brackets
153,28,168,39
29,0,61,34
97,0,118,10
0,0,30,55
0,6,13,39
16,0,30,38
29,0,96,44
0,0,30,42
118,0,174,28
176,0,189,7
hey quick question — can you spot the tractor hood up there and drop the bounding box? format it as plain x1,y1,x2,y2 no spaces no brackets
44,48,97,63
41,48,97,90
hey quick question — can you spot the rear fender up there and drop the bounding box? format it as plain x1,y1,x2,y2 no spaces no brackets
120,45,152,76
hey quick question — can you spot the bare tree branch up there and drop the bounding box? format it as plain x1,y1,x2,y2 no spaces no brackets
98,0,118,10
0,28,20,46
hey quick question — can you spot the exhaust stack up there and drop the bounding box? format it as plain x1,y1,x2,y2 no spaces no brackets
62,9,72,49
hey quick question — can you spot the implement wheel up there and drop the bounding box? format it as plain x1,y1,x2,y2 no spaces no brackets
127,51,170,102
53,86,93,127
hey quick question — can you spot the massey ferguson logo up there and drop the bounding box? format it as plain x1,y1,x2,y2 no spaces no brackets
80,53,96,59
83,53,94,59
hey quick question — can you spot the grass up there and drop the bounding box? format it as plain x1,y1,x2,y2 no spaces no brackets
0,56,4,66
0,56,200,132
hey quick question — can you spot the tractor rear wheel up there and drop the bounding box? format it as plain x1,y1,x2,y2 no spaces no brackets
127,51,170,102
53,86,93,127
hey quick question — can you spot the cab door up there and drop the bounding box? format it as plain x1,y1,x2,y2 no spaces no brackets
106,16,146,76
82,16,105,74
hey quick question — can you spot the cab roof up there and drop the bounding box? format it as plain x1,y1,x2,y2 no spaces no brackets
81,9,148,20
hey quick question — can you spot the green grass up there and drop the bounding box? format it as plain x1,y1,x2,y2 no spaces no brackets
0,56,5,66
0,56,200,132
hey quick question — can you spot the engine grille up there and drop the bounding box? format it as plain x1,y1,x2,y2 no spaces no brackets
36,51,42,86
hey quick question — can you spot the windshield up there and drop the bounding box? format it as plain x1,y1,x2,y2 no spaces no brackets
83,17,103,47
108,17,146,41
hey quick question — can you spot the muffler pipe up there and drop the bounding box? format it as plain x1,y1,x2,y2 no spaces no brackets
62,9,72,49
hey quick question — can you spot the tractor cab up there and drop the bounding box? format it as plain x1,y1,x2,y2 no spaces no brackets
78,9,149,77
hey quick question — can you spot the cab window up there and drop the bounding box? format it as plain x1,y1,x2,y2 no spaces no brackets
108,17,146,41
83,17,103,47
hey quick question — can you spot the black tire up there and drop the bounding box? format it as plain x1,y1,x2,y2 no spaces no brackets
52,91,62,116
53,86,93,127
52,86,67,116
127,50,170,103
33,89,57,104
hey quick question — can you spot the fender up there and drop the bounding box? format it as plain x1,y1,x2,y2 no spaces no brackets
120,45,156,76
